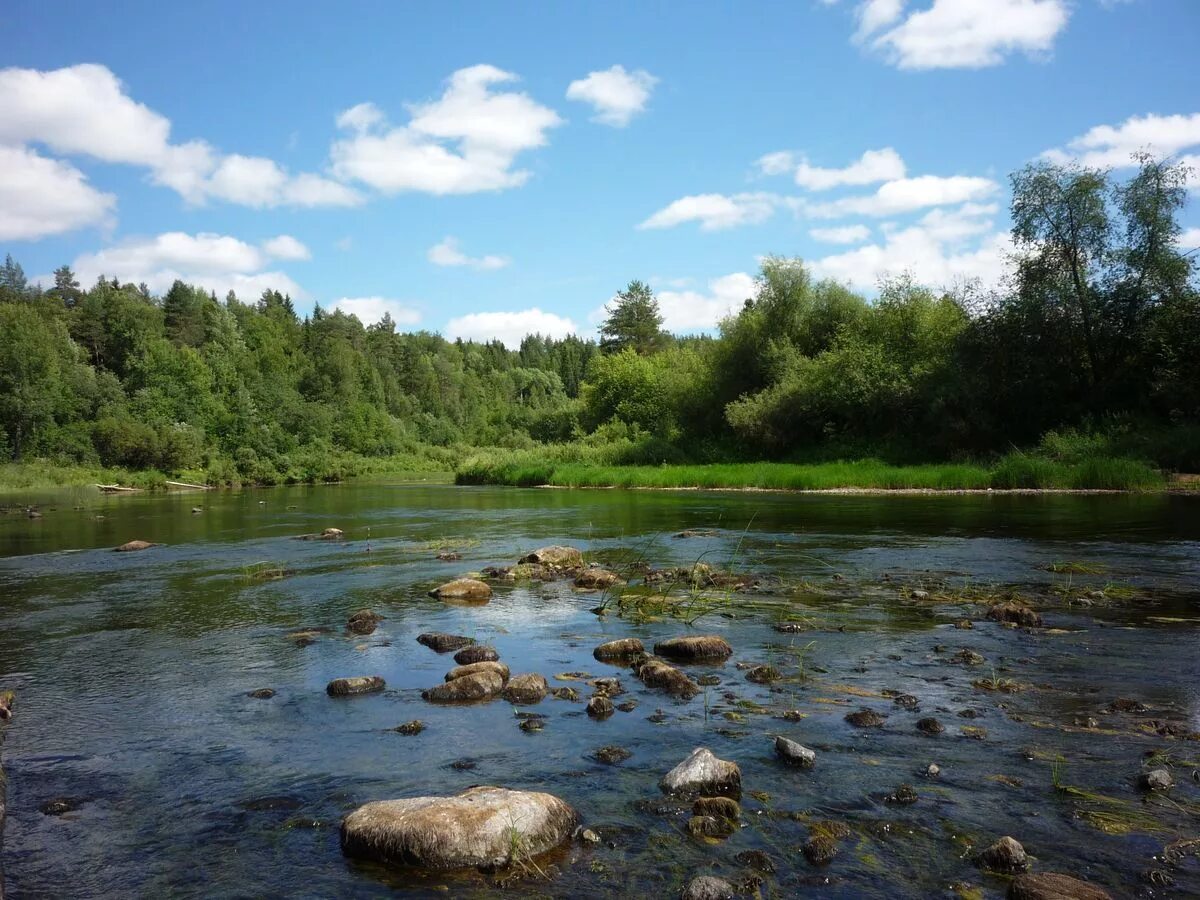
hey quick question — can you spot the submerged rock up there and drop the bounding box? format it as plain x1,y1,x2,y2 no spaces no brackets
0,689,14,720
978,836,1029,873
423,671,505,704
435,551,461,561
682,875,736,900
775,736,816,768
394,720,425,735
520,545,584,568
634,657,701,699
592,745,631,764
326,676,385,697
593,638,645,661
247,688,275,699
746,665,782,684
954,648,987,666
586,695,614,719
551,686,580,702
654,635,733,662
575,568,621,589
590,677,623,697
845,708,886,728
885,784,919,805
735,849,775,873
39,797,82,816
417,632,475,653
803,834,839,865
501,673,549,705
347,609,383,635
988,602,1043,628
446,661,510,684
1008,873,1112,900
114,540,154,552
454,645,499,665
916,717,945,735
1140,769,1173,792
693,796,739,821
660,747,741,797
429,578,492,602
340,785,578,870
687,815,735,839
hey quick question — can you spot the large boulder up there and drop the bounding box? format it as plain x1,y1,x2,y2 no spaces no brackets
417,633,474,653
1008,873,1112,900
422,671,505,704
446,661,510,684
634,658,700,699
502,673,549,705
429,578,493,603
454,645,499,665
660,748,741,797
593,638,644,662
341,786,578,870
114,540,154,552
653,635,733,662
519,546,584,568
327,676,386,697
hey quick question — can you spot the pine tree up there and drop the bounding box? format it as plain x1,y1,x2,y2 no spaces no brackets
599,280,665,355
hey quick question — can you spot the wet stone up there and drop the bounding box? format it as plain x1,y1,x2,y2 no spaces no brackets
653,635,734,662
591,745,632,765
687,815,736,839
326,675,385,697
616,699,638,712
1008,873,1113,900
454,645,499,665
347,609,383,635
502,673,549,704
586,695,614,719
682,875,737,900
988,602,1043,628
660,747,742,798
248,688,275,699
775,736,816,769
885,783,919,805
916,717,945,735
978,836,1029,874
1140,769,1173,792
746,665,782,684
803,834,839,866
697,674,721,686
417,632,474,653
551,686,580,702
693,796,739,821
735,849,775,873
893,693,920,710
393,720,425,735
39,797,83,816
845,708,886,728
592,638,644,661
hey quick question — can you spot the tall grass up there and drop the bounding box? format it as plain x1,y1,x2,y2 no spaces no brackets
455,450,1164,492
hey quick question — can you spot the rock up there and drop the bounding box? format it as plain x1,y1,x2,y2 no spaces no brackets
682,875,736,900
340,785,578,870
321,527,344,539
746,665,782,684
446,661,511,684
1008,873,1112,900
501,673,549,705
773,622,810,633
925,763,941,778
578,828,600,843
911,590,931,601
893,693,920,710
735,849,774,873
551,687,580,702
417,632,474,653
803,834,839,865
576,568,621,589
191,506,203,514
885,784,919,805
634,657,700,699
247,688,275,699
954,648,986,666
590,677,623,697
39,797,82,816
519,717,544,733
845,708,886,728
429,578,492,602
978,836,1029,873
988,602,1043,628
616,699,638,712
520,546,584,567
114,540,154,552
916,717,945,735
775,736,816,768
394,720,425,735
955,619,974,629
423,671,505,704
687,815,735,838
693,797,740,821
1140,769,1173,792
0,689,14,720
347,609,383,635
1109,697,1147,713
592,745,631,765
586,696,614,719
660,747,741,797
326,676,385,697
654,635,733,662
435,550,461,561
697,674,721,686
454,645,499,665
593,638,645,662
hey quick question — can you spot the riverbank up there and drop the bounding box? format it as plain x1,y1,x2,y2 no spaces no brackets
456,454,1169,492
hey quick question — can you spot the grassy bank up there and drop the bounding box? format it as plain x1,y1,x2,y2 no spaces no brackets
455,451,1167,492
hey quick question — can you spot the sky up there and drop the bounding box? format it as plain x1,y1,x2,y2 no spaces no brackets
2,0,1199,347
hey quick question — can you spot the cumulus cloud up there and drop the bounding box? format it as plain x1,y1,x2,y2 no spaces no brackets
62,231,305,299
427,236,510,270
261,235,311,261
1176,227,1200,251
328,296,422,326
0,145,116,241
654,272,758,332
857,0,1071,70
1043,112,1200,172
809,224,872,244
331,64,562,195
805,175,998,218
780,147,907,190
565,65,658,127
638,192,782,231
445,308,578,348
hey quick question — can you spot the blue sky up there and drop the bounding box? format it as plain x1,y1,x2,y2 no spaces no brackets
3,0,1198,346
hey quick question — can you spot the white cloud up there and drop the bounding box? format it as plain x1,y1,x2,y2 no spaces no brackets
566,65,658,127
0,145,116,241
756,151,796,176
654,272,758,332
638,192,782,231
794,147,907,190
328,296,422,326
805,175,998,218
860,0,1071,70
445,308,578,348
1176,227,1200,251
427,236,509,270
0,63,362,212
261,235,311,261
64,231,304,299
331,64,562,195
810,224,872,244
1043,112,1200,170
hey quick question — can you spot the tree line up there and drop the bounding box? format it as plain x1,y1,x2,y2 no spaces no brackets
1,156,1197,484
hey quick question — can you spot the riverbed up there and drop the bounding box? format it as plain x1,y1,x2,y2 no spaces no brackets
1,483,1198,897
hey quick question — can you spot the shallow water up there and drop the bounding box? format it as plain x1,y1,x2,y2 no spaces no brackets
1,483,1199,898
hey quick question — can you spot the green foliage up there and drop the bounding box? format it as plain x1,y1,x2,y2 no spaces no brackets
599,280,665,355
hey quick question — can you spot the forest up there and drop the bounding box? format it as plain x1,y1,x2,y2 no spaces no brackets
1,156,1198,490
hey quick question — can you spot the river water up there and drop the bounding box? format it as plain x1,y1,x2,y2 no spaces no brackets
1,483,1198,897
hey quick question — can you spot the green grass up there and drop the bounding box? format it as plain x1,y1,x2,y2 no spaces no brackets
456,451,1165,492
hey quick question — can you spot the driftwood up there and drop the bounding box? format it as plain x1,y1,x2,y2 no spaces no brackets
96,484,140,493
165,481,212,491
